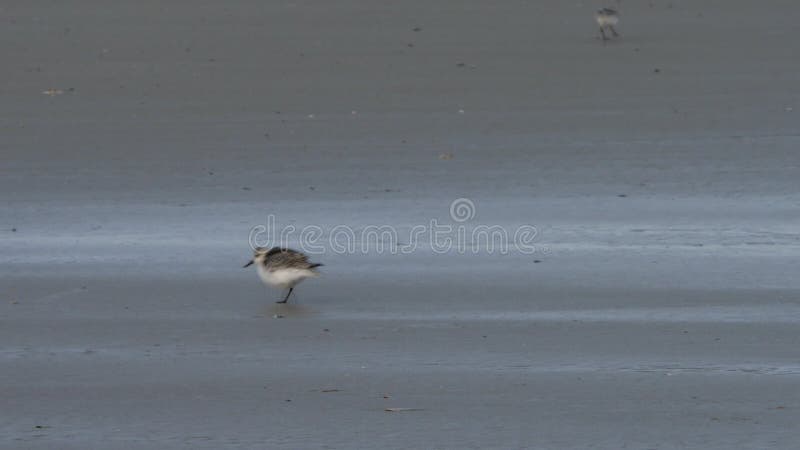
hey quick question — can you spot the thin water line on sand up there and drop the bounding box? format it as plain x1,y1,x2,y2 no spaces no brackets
323,305,800,324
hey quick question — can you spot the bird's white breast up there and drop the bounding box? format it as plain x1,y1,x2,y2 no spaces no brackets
596,15,618,26
257,265,315,289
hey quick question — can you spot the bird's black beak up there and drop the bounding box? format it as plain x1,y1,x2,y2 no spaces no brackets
243,260,253,268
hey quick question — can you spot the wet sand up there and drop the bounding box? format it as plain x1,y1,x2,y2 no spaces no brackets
2,1,800,448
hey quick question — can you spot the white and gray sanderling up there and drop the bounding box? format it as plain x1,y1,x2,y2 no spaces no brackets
596,8,620,41
244,247,323,304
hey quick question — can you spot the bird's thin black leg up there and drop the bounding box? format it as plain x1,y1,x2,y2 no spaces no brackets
277,287,293,304
610,25,619,37
600,27,608,41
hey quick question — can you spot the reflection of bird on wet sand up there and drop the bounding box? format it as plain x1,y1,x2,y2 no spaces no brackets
263,302,316,319
244,247,323,304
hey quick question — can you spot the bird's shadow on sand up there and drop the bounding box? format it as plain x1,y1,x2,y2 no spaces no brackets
259,303,317,319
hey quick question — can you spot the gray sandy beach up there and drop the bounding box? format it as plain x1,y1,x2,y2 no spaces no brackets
2,1,800,448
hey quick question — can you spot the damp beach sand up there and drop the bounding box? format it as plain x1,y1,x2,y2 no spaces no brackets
2,1,800,448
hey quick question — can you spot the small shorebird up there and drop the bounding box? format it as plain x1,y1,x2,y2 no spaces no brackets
243,247,323,303
596,8,620,41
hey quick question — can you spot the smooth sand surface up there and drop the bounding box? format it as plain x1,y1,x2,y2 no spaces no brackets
2,1,800,448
